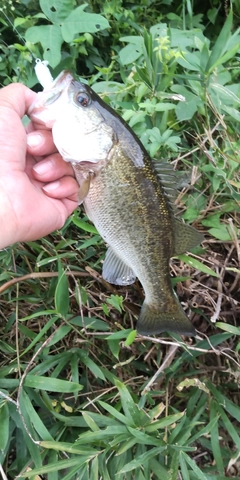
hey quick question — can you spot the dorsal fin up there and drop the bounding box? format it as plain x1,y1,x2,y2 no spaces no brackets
153,160,178,210
153,160,204,253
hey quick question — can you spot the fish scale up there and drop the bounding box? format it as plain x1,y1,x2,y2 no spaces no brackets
75,145,186,328
28,68,204,336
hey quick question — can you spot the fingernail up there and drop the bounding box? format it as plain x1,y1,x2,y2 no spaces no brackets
27,133,43,148
43,181,60,192
33,159,52,175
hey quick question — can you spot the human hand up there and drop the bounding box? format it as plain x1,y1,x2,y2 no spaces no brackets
0,83,79,249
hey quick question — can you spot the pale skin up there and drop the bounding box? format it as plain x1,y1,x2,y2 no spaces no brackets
0,83,79,249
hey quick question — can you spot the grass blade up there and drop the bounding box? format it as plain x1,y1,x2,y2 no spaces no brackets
181,451,208,479
118,446,166,473
24,375,83,392
206,10,233,71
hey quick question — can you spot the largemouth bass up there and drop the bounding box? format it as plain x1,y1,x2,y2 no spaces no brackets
29,68,203,336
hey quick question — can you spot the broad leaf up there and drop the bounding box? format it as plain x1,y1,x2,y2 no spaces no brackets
40,0,74,24
25,25,63,67
61,4,109,42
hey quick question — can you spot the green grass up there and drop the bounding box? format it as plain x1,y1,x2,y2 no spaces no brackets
0,213,239,479
0,1,240,479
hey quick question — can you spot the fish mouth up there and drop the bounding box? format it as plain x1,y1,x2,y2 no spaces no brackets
46,70,74,92
28,70,74,116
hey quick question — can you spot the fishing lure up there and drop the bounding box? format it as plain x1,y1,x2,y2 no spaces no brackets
35,59,53,89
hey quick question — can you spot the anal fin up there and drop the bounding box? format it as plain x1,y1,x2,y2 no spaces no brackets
102,247,136,286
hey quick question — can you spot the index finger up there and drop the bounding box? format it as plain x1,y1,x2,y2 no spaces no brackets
0,83,36,117
0,83,37,172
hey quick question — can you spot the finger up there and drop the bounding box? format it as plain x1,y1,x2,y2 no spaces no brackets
61,197,80,217
0,83,36,117
0,84,36,173
42,175,79,202
27,130,57,156
32,153,76,181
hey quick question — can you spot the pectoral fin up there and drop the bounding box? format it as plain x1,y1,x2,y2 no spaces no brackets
173,218,204,255
103,247,136,285
76,171,94,205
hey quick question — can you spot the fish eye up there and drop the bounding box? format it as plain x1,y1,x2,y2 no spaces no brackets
75,91,91,107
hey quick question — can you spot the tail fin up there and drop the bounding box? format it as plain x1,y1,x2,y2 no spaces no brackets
137,301,196,336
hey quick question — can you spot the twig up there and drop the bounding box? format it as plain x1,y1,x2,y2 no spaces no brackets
142,344,179,395
137,335,240,368
0,464,8,480
210,267,223,324
85,265,118,293
0,390,17,405
0,271,89,294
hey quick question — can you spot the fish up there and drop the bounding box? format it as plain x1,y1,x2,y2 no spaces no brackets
28,69,203,336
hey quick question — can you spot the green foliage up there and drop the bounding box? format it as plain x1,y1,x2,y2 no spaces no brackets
0,0,240,479
25,1,109,68
0,320,239,478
